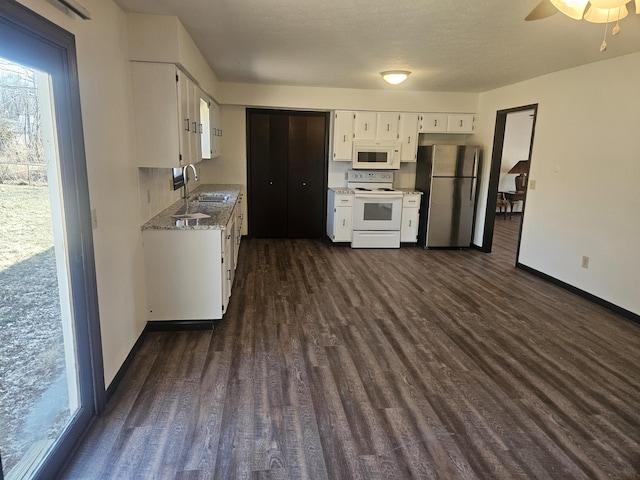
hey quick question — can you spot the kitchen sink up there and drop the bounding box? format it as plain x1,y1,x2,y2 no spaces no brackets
172,212,211,220
197,193,229,203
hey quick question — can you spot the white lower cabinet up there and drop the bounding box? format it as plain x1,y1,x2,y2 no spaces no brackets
327,189,353,242
143,229,225,320
222,213,234,313
143,204,240,321
401,194,421,242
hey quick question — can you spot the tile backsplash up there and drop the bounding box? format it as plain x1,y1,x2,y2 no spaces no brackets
138,167,182,224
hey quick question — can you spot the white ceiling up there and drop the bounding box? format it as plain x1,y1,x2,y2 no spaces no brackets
113,0,640,92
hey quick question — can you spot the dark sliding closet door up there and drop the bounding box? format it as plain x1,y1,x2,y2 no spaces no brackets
248,109,328,238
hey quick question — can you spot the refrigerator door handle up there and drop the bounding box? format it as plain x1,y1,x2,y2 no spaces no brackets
472,149,478,178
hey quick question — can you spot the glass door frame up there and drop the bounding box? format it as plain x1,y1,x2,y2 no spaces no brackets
0,1,105,478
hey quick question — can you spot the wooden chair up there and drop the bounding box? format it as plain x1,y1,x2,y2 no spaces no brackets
497,192,509,219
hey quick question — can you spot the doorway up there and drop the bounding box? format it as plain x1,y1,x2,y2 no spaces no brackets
247,109,329,238
482,105,537,259
0,3,103,479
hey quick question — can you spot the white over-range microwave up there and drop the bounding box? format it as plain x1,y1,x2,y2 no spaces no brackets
352,140,401,170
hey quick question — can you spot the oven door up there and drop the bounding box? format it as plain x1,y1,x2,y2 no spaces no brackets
352,193,403,231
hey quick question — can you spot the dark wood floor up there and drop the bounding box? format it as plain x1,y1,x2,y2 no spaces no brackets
62,217,640,479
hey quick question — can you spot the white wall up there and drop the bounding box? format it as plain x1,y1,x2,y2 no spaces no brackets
473,52,640,315
17,0,147,387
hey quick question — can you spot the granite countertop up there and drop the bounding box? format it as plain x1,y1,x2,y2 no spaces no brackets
397,188,423,195
329,187,354,194
142,184,243,230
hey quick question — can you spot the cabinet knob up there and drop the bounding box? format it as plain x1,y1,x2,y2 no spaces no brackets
302,182,306,186
269,181,273,185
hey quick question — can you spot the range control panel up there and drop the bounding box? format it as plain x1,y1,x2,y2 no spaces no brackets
347,170,394,183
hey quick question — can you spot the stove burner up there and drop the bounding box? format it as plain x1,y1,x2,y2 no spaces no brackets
355,187,371,191
378,188,395,191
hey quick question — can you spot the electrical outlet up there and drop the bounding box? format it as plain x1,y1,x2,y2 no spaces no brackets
91,208,98,230
581,256,589,269
529,179,537,190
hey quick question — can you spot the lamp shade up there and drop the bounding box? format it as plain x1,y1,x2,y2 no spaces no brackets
588,0,630,8
550,0,589,19
584,4,629,22
508,160,530,174
381,71,411,85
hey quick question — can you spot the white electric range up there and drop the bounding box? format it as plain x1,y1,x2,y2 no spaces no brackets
347,170,404,248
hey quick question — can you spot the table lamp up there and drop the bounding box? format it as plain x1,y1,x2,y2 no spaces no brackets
508,160,530,192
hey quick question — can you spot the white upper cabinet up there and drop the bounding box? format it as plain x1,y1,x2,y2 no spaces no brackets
178,70,201,163
376,112,400,141
419,113,475,134
447,114,475,133
354,111,377,140
398,113,419,162
418,113,448,133
199,92,211,160
332,109,475,162
132,62,203,168
210,100,222,159
332,110,355,161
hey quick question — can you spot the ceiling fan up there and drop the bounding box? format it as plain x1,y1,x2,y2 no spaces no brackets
525,0,640,50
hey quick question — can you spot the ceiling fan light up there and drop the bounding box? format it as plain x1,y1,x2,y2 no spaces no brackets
584,4,629,22
380,71,411,85
588,0,630,8
550,0,590,19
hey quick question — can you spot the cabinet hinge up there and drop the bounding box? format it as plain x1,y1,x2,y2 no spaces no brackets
176,74,179,82
221,257,224,264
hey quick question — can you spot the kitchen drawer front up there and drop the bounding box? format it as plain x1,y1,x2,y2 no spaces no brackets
402,195,421,208
334,194,354,207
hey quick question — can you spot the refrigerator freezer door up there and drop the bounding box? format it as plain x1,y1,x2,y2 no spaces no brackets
426,177,476,247
431,145,477,178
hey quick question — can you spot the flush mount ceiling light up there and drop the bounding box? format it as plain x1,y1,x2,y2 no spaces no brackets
526,0,638,51
380,71,411,85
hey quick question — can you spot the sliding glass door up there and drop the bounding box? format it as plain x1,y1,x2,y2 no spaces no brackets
0,2,103,479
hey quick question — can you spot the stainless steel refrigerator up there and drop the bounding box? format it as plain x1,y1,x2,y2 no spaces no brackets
416,145,479,248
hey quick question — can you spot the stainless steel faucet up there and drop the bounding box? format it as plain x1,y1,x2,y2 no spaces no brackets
182,163,199,199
